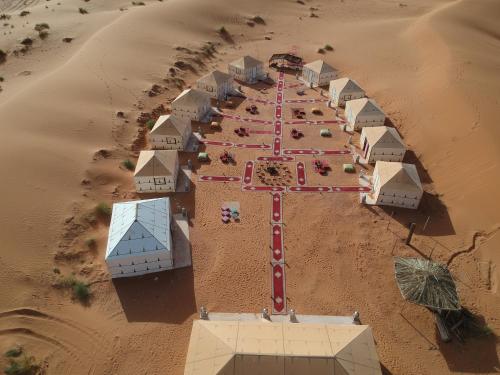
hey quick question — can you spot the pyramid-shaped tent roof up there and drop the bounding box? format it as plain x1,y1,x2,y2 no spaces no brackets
304,60,337,74
347,98,385,118
330,77,364,95
198,70,233,86
376,162,423,193
134,150,178,178
184,320,382,375
105,198,171,259
362,126,406,149
150,114,191,137
229,55,263,70
172,88,210,108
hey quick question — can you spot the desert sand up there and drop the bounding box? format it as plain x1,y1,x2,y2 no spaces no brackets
0,0,499,374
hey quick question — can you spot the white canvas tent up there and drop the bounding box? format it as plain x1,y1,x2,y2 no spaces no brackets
360,126,406,163
172,88,212,122
196,70,235,100
345,98,386,130
105,198,173,278
149,114,192,150
329,78,365,107
228,55,266,83
134,150,179,193
369,161,423,209
184,319,382,375
301,60,338,88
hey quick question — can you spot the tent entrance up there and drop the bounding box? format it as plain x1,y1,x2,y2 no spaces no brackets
154,177,167,185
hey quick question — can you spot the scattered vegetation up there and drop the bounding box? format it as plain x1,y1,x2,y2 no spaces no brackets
20,38,33,46
53,267,60,274
34,23,50,32
252,15,265,24
122,159,135,171
296,0,305,4
0,14,11,20
132,1,146,5
324,44,334,51
84,238,97,249
317,47,325,54
62,37,73,43
3,346,40,375
78,8,88,14
146,119,155,130
95,202,112,217
19,11,30,17
218,26,228,35
55,275,91,303
0,77,4,82
38,30,49,40
0,49,6,64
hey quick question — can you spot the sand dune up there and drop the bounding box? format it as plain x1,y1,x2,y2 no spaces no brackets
0,0,499,374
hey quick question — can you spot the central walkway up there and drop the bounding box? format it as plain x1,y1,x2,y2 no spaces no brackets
197,70,371,315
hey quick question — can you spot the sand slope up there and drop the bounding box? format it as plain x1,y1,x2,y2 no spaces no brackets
0,0,499,374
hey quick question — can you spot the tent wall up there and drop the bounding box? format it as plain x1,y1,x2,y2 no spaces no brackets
172,102,210,122
196,80,233,100
372,164,422,209
134,169,178,193
228,64,265,83
302,68,337,88
329,86,364,107
347,110,385,129
150,134,184,150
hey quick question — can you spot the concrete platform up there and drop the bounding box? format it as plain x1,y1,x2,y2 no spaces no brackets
205,312,356,325
172,214,191,269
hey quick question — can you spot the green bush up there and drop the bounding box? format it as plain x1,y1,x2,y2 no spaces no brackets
72,281,90,302
4,346,23,358
84,238,96,249
95,202,111,217
122,159,135,171
324,44,334,51
146,119,155,130
4,354,40,375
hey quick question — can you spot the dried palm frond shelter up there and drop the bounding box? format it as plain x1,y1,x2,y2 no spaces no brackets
268,53,303,71
394,257,460,311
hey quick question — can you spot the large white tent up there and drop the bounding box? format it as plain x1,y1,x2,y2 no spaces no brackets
345,98,386,130
369,161,423,209
228,55,266,84
301,60,338,88
329,77,365,107
196,70,235,100
105,198,173,278
184,318,382,375
171,88,212,122
360,126,406,163
149,114,192,150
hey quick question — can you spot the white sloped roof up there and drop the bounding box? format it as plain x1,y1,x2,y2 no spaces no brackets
150,114,191,137
304,60,337,74
346,98,385,118
134,150,178,178
172,88,210,108
105,198,171,259
376,162,423,193
197,70,233,86
184,320,382,375
362,126,406,148
229,55,263,70
330,77,364,95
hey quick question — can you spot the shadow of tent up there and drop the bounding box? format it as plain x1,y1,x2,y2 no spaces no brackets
404,150,433,184
436,312,499,373
380,363,394,375
112,266,196,324
379,192,455,237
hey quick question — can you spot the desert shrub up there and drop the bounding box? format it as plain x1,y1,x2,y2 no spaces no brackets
84,238,96,249
122,159,135,171
53,267,60,274
19,11,30,17
132,1,146,5
4,346,23,358
146,119,155,130
62,37,73,43
4,354,40,375
95,202,111,217
0,76,4,82
20,38,33,46
78,8,88,14
34,23,49,32
38,30,49,40
218,26,227,34
317,48,325,54
72,281,90,302
252,15,265,24
324,44,334,51
0,50,6,64
0,14,11,20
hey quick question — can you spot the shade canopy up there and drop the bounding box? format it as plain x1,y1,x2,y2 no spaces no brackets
394,257,460,311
